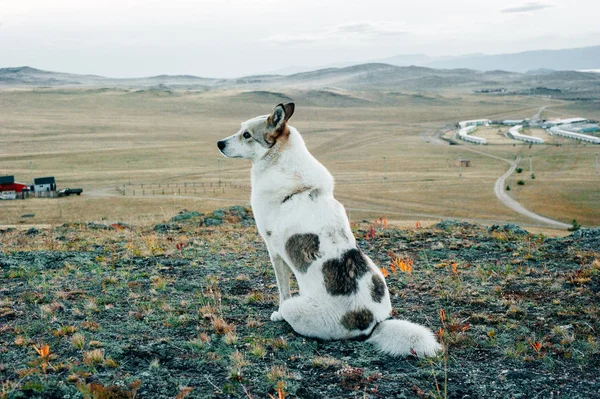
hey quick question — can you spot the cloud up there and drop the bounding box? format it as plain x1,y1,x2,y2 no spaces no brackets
501,2,553,13
263,21,407,45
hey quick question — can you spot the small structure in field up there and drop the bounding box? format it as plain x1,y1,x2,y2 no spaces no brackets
0,175,30,199
33,176,56,192
455,159,471,167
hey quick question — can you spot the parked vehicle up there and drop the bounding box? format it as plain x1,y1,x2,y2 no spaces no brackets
0,191,17,200
58,188,83,197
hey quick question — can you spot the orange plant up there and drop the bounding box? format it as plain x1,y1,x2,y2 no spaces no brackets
375,217,388,228
268,381,287,399
387,252,414,275
528,338,545,358
366,226,376,240
32,344,54,373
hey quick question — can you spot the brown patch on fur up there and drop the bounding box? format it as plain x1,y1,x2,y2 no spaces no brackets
264,124,290,148
285,233,320,273
322,249,369,296
282,185,312,203
341,309,374,331
370,274,386,303
265,103,294,148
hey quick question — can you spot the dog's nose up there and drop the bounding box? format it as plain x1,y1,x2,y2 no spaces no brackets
217,141,226,151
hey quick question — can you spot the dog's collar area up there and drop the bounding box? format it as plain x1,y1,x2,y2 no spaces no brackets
282,186,313,204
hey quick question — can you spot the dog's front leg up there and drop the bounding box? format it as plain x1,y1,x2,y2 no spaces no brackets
269,254,292,322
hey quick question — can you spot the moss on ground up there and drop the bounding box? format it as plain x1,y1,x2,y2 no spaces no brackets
1,208,599,398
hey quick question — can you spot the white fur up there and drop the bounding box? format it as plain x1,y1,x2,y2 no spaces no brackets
218,105,441,357
367,320,441,357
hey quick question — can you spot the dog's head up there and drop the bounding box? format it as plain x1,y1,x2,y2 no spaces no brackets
217,103,295,160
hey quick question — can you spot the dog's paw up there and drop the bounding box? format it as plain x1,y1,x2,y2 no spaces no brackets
270,311,284,322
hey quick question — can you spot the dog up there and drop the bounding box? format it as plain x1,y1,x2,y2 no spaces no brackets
217,103,441,357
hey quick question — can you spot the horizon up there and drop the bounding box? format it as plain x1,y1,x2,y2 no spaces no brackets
3,43,600,80
2,0,600,78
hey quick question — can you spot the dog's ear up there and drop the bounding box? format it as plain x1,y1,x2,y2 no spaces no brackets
268,103,295,128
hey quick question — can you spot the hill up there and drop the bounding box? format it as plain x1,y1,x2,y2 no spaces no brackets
0,66,218,89
1,210,599,398
379,45,600,73
3,63,600,99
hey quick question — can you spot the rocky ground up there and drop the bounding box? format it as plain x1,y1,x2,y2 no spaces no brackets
1,207,599,398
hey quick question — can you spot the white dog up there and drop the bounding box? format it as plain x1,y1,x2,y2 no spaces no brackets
217,103,441,357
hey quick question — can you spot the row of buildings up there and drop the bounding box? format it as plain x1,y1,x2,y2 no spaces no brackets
456,117,599,145
0,175,56,199
508,125,545,144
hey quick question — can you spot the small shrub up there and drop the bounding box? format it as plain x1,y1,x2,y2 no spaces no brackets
516,167,523,173
71,333,85,350
568,220,581,232
250,341,267,358
224,331,238,345
211,317,234,335
312,355,341,369
83,349,104,365
266,364,288,385
506,185,510,191
149,359,160,370
517,180,525,186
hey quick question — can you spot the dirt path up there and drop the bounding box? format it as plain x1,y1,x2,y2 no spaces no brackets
494,157,571,229
531,105,547,121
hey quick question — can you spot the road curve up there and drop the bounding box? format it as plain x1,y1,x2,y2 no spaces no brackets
494,156,571,229
422,121,572,229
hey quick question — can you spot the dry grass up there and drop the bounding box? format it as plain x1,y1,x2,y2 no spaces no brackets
1,88,598,227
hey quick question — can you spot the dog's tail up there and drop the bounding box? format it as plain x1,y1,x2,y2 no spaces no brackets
366,319,441,357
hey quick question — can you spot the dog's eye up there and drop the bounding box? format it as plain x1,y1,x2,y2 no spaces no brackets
243,132,251,139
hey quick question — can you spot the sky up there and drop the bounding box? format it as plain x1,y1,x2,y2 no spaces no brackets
1,0,599,78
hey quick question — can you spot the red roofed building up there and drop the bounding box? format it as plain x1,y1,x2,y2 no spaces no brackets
0,175,30,193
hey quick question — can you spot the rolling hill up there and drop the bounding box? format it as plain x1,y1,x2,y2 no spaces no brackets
2,63,600,100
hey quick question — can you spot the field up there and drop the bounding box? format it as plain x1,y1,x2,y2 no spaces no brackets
1,88,599,230
1,211,599,398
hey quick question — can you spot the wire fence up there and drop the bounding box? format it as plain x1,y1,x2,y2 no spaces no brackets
115,181,251,197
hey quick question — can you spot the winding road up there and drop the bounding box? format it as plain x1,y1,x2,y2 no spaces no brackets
424,107,570,229
493,156,570,229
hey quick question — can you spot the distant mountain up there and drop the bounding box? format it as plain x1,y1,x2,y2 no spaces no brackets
525,68,556,75
0,66,217,88
380,45,600,73
2,62,600,100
